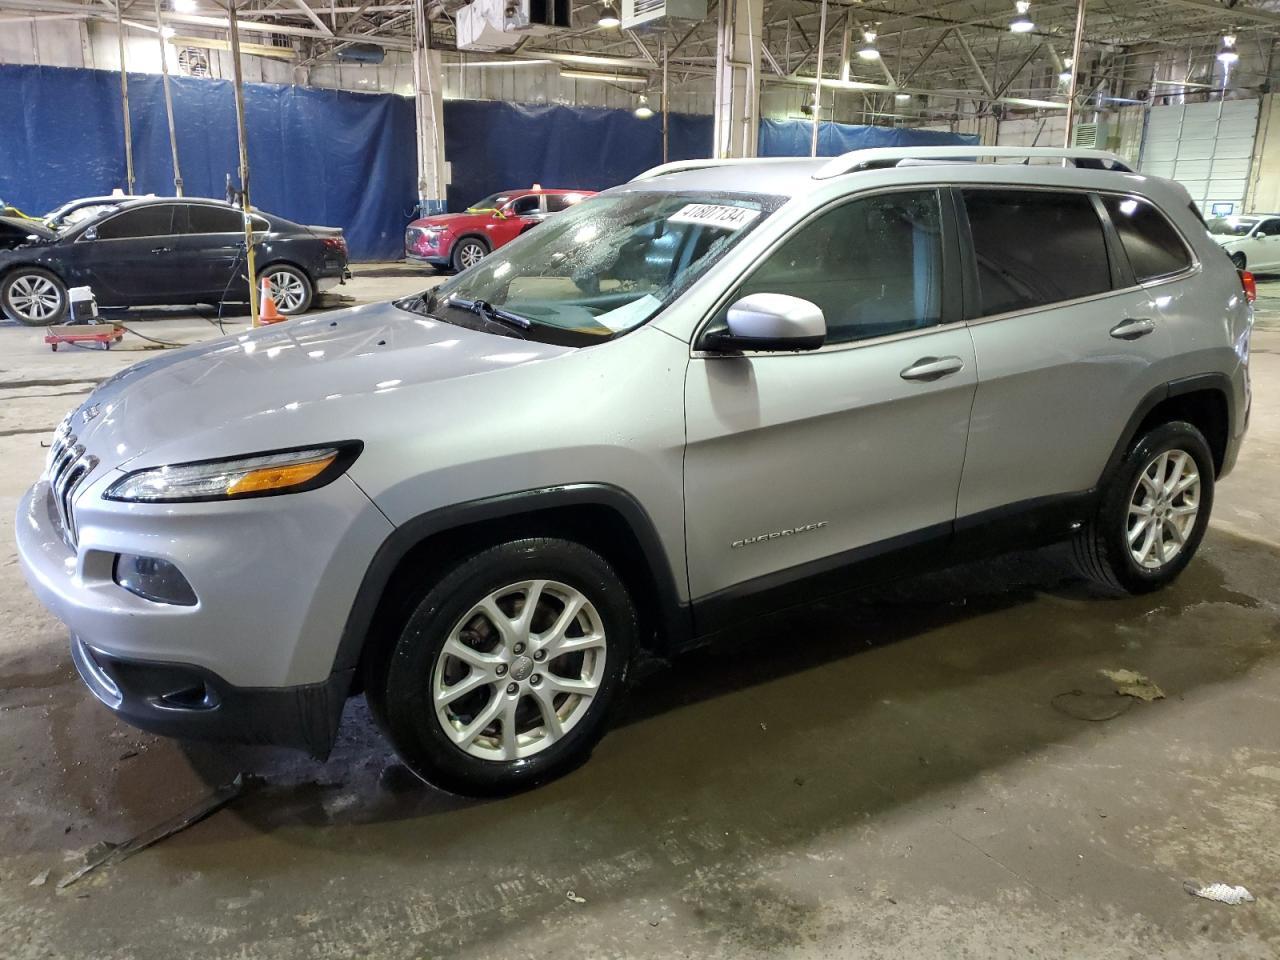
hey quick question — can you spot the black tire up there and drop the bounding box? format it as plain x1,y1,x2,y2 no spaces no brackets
450,237,489,273
261,263,313,315
1230,251,1247,271
366,538,637,796
1073,421,1215,594
1,267,68,326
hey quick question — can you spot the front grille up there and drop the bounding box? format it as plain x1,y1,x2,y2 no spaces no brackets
46,426,97,548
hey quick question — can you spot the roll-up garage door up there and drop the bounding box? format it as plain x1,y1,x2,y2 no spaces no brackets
1139,99,1259,218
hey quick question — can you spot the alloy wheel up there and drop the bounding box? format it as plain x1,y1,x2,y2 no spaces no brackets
8,274,61,323
1127,448,1201,570
432,579,607,762
265,270,306,311
458,242,485,269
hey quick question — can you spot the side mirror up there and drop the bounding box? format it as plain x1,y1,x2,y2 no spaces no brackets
704,293,826,353
82,226,97,241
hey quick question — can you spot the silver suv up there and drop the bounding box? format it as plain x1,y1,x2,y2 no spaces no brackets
16,147,1252,796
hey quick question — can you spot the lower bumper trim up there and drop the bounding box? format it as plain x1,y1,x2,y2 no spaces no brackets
71,635,351,759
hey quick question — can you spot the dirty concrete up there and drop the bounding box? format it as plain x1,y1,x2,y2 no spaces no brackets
0,263,1278,958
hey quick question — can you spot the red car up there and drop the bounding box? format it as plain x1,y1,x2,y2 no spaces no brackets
405,187,595,272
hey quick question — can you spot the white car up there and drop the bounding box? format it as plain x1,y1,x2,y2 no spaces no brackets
1207,213,1280,272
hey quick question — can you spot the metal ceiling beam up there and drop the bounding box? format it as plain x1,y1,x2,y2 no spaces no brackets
952,29,993,97
287,0,333,34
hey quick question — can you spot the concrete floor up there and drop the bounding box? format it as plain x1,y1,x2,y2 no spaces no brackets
1,263,1278,958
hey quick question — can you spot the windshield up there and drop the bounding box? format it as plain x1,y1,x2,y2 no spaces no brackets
466,193,513,212
47,202,120,231
1207,217,1258,237
413,190,779,344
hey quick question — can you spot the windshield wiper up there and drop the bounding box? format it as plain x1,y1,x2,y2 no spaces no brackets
446,295,532,331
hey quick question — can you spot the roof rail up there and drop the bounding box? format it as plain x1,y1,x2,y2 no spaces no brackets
813,146,1133,179
630,157,801,182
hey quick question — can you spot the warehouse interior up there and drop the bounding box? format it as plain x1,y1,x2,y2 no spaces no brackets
2,1,1280,957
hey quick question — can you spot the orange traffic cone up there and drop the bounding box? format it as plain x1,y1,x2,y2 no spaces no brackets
259,275,285,325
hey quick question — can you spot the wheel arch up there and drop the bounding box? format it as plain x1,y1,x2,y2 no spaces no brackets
258,258,314,286
0,259,67,286
1101,374,1233,485
336,484,692,697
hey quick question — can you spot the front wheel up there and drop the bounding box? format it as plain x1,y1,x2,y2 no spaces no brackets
1,267,68,326
450,237,488,273
366,538,636,796
1073,421,1214,593
261,264,313,315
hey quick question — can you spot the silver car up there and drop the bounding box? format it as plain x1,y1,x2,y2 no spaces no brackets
16,146,1252,796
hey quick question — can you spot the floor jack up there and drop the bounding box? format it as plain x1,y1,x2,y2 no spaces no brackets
44,286,123,351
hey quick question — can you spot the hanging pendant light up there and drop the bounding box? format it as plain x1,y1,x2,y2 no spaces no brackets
1009,0,1034,33
1217,35,1239,65
857,29,881,61
598,1,620,29
634,95,654,119
1058,56,1073,84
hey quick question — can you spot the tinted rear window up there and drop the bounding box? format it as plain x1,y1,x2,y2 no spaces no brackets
1102,196,1192,282
186,205,243,233
963,189,1111,316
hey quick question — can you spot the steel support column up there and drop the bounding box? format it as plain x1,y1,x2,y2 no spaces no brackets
412,0,447,215
227,0,258,326
114,1,134,193
712,0,763,158
153,0,183,196
1064,0,1087,147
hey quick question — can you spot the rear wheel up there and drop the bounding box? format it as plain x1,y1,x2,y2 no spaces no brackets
366,538,636,796
1230,251,1247,271
261,264,313,315
1,267,67,326
450,237,488,273
1073,421,1214,593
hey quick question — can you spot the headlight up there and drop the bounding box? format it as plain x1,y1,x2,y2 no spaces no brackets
104,442,362,503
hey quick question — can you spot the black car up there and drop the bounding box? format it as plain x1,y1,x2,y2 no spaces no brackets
0,198,350,326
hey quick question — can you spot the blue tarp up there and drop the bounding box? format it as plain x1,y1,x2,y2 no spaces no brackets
0,64,416,260
759,118,979,157
0,64,977,259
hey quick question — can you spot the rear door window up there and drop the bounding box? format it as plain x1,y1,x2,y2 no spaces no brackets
185,205,244,234
545,193,586,212
962,189,1112,316
94,205,178,239
1101,196,1193,282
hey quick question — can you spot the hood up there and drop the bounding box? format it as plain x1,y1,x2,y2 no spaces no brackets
0,215,56,242
68,299,572,468
1211,234,1242,246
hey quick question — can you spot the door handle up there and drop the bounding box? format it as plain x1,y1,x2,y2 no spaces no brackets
900,355,965,382
1109,317,1156,340
150,246,172,255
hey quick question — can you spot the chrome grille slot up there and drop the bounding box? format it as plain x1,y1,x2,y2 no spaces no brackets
48,433,95,549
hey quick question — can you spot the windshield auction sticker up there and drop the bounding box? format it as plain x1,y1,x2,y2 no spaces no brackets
669,204,761,230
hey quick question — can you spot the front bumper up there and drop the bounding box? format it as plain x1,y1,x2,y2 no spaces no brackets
16,474,393,754
71,634,349,757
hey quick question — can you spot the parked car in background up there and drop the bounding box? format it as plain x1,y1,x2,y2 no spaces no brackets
405,187,594,272
0,197,349,325
43,194,150,232
1207,213,1280,271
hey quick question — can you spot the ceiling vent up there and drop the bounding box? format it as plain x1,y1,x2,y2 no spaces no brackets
457,0,570,51
621,0,706,30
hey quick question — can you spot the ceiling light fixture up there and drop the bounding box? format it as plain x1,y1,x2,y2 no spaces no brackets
1009,0,1034,33
597,1,620,28
634,94,654,119
894,91,911,102
1217,34,1239,65
562,68,646,83
160,24,175,38
172,0,197,11
857,29,880,61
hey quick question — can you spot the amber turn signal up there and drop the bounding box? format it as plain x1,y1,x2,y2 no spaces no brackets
225,454,338,496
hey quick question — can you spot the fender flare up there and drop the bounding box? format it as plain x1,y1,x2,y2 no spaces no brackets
331,482,693,678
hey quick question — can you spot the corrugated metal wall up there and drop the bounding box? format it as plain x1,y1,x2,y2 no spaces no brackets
1140,99,1260,217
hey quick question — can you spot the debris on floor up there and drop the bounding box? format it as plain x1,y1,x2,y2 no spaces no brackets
1183,880,1256,905
1100,668,1166,702
29,869,49,887
57,774,246,889
566,891,587,904
1051,689,1135,722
